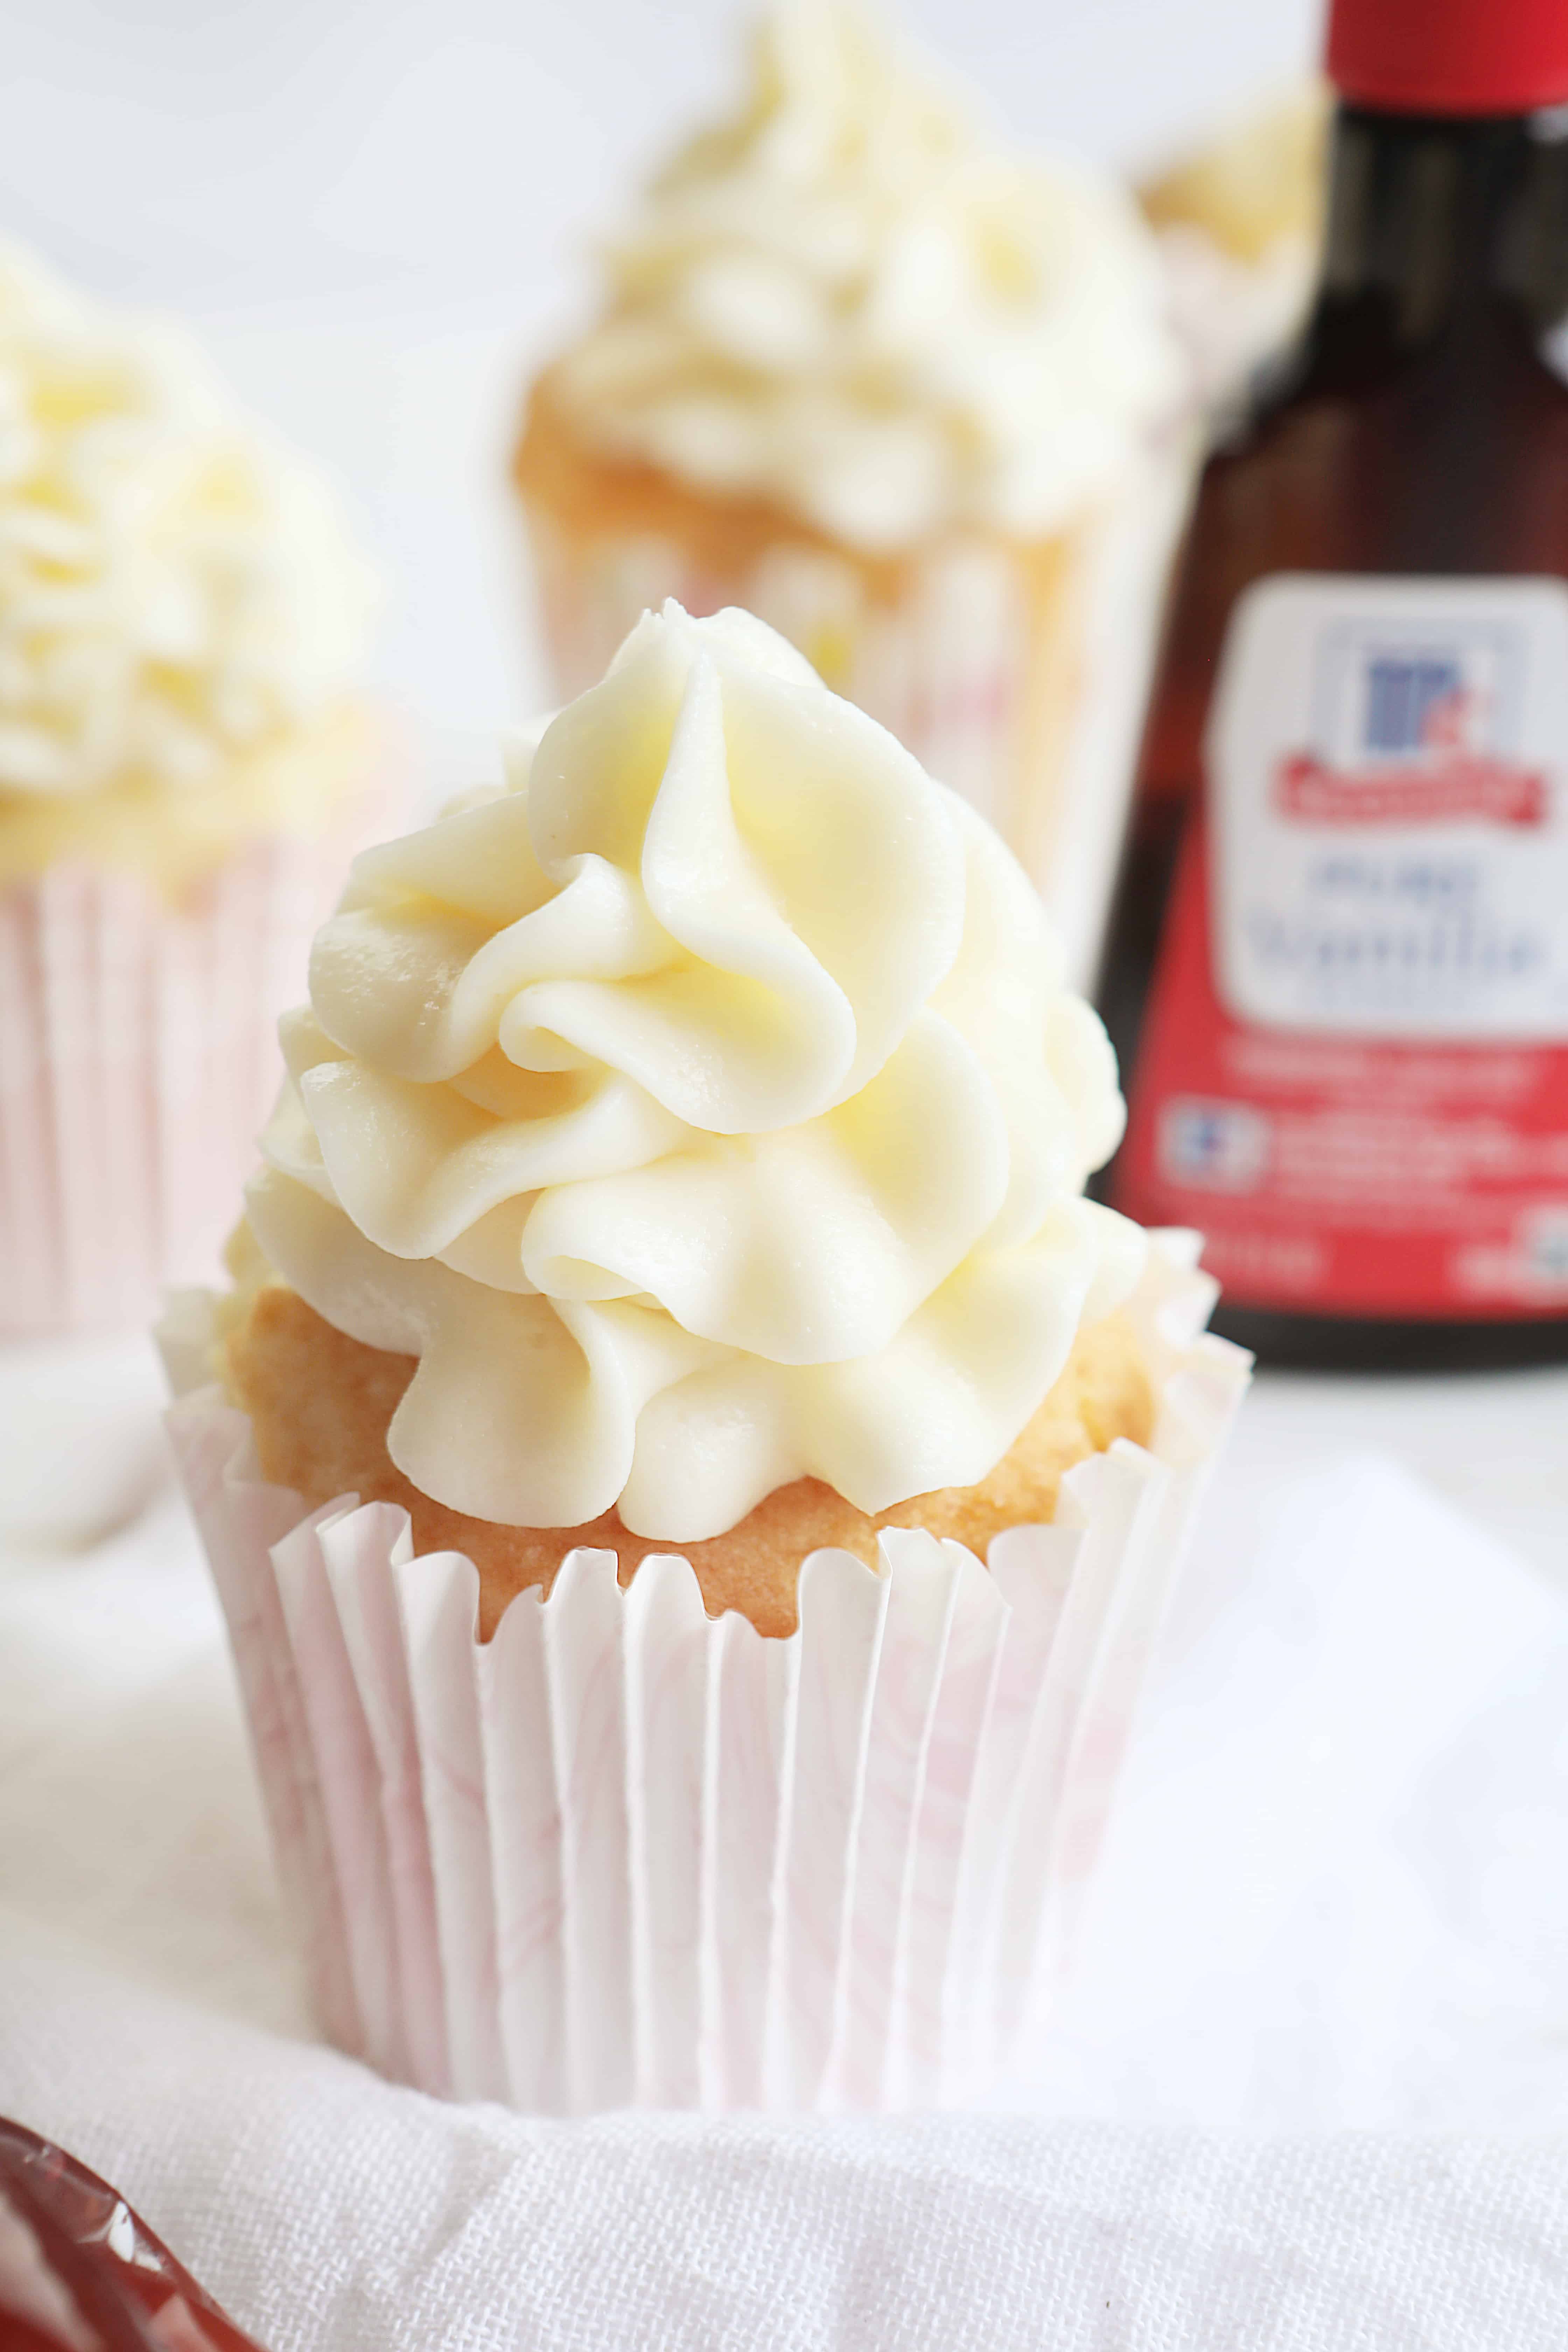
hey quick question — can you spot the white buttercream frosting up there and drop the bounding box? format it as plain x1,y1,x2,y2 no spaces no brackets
551,2,1181,551
0,241,376,799
247,603,1142,1540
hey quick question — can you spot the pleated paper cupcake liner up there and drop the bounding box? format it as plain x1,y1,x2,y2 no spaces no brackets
161,1231,1250,2116
0,778,399,1338
521,440,1191,990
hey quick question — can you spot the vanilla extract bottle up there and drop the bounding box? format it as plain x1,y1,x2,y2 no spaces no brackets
1097,0,1568,1366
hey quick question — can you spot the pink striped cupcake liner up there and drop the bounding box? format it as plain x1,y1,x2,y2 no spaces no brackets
161,1232,1249,2115
0,772,399,1336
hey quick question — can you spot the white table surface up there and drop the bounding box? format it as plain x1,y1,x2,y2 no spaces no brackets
1226,1363,1568,1591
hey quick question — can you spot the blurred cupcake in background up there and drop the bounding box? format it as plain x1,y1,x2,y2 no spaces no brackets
0,240,391,1335
514,1,1184,983
1140,83,1329,421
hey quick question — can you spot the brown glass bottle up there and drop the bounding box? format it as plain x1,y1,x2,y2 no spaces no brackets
1099,84,1568,1369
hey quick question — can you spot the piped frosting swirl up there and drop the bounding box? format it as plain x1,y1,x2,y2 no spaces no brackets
247,602,1142,1540
0,240,375,800
552,2,1181,550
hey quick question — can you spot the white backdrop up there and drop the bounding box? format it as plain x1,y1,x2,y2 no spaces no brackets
0,0,1321,734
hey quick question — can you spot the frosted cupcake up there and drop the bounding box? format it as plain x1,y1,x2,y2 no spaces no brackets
163,604,1248,2113
1141,84,1329,418
514,4,1182,973
0,240,386,1333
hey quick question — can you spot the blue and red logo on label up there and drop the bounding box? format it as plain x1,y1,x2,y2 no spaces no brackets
1274,645,1548,830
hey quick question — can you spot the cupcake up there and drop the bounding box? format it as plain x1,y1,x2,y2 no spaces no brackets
1140,84,1329,419
514,4,1183,980
0,240,389,1334
163,603,1249,2113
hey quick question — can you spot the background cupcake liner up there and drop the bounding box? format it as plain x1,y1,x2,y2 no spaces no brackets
0,775,399,1338
521,440,1192,990
162,1232,1250,2116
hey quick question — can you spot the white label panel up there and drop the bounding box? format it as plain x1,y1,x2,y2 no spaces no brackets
1208,573,1568,1039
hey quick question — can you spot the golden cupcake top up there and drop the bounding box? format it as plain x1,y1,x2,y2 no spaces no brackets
242,602,1144,1542
548,2,1181,551
0,240,376,817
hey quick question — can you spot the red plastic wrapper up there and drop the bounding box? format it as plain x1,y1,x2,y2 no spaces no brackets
0,2119,265,2352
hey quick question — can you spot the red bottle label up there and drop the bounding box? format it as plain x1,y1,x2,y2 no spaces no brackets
1115,574,1568,1317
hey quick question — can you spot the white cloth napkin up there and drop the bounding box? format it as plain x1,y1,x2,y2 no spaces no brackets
3,1416,1568,2350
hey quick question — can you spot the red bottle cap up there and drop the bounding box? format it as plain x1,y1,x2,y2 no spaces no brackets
1328,0,1568,115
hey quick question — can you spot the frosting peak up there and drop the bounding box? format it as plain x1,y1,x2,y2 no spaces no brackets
554,4,1181,549
249,603,1141,1539
0,241,375,800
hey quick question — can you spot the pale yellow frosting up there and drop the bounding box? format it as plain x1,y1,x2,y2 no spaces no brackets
554,3,1181,551
245,603,1143,1541
0,239,377,871
0,701,379,894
